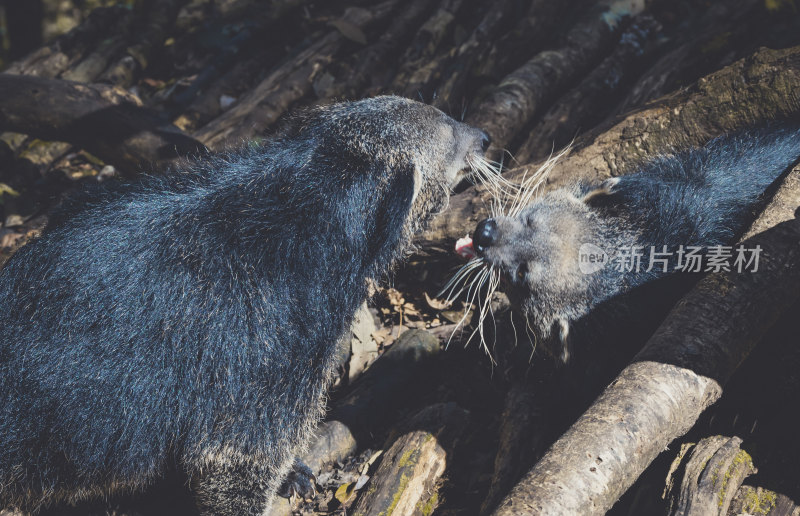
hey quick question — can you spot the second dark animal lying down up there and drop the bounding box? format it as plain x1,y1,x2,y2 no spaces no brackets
0,96,490,515
455,123,800,364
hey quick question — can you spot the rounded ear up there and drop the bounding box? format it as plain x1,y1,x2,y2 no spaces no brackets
364,159,417,267
581,177,620,205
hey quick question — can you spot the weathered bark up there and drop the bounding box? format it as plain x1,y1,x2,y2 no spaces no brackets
664,436,757,516
4,6,124,78
479,378,552,515
429,0,520,112
467,0,645,155
515,15,663,163
98,0,189,87
729,486,800,516
490,163,800,515
0,74,204,174
389,0,463,97
613,0,763,116
59,10,136,83
297,329,442,479
328,329,441,443
350,402,469,516
324,0,437,99
193,1,398,149
478,0,568,82
418,45,800,251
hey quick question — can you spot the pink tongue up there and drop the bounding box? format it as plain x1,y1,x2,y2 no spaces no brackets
455,236,476,259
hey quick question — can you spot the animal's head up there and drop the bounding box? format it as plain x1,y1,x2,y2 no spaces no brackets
286,96,489,220
450,179,622,363
277,96,490,271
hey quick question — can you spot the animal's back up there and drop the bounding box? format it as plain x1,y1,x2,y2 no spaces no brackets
0,163,239,499
0,147,342,505
612,123,800,247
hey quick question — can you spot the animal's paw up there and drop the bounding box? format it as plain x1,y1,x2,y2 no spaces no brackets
277,458,317,500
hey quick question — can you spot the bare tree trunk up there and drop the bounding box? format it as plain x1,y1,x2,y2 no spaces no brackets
0,74,203,174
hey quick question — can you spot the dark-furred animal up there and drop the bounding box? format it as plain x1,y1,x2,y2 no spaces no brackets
0,96,490,514
465,124,800,363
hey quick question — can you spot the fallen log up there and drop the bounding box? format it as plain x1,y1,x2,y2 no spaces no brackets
515,15,663,163
193,1,398,149
664,436,757,516
4,6,125,79
327,329,442,443
418,44,800,252
172,55,268,132
612,0,763,116
350,402,469,516
59,9,136,84
430,0,520,112
489,162,800,515
98,0,189,87
326,0,436,100
168,0,310,117
298,330,442,477
395,0,525,107
477,0,568,83
2,7,139,181
389,0,463,97
479,377,553,515
729,486,800,516
467,0,644,155
0,74,204,174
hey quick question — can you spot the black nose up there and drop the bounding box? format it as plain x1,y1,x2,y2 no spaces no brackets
473,218,498,253
479,130,491,152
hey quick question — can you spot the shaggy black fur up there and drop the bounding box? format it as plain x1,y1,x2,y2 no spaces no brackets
472,123,800,363
0,96,488,515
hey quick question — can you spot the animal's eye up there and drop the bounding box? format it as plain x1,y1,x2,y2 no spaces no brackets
516,263,528,280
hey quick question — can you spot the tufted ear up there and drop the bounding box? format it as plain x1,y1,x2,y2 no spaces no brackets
581,177,620,205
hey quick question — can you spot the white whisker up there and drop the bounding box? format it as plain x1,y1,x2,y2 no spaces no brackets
446,267,490,349
442,144,571,359
509,310,519,348
438,258,483,300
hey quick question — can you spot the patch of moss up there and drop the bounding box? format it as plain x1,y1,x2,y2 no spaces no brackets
397,446,420,468
739,487,777,514
381,472,411,516
717,449,755,508
417,491,439,516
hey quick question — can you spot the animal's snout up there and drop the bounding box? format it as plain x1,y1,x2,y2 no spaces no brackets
473,218,498,254
479,130,491,153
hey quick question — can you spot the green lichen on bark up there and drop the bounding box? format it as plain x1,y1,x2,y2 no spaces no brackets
416,491,439,516
715,449,755,508
737,486,778,514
